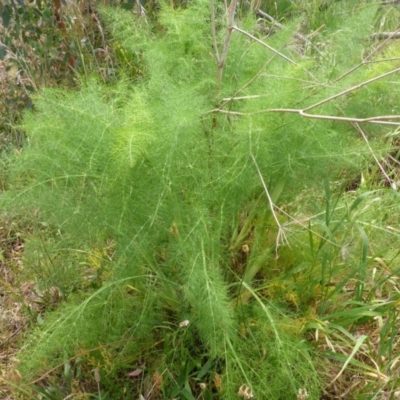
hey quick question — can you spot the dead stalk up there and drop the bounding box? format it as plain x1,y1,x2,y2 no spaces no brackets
257,9,325,58
216,0,239,95
305,66,400,112
233,25,297,65
370,32,400,40
267,109,400,126
208,106,400,127
210,0,219,60
232,25,319,81
333,28,400,84
207,108,245,116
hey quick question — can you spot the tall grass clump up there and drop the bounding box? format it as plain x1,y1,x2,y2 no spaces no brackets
1,0,397,398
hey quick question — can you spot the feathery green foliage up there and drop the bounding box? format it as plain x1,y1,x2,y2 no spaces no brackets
3,0,400,399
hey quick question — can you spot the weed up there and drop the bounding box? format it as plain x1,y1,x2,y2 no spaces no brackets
2,1,400,399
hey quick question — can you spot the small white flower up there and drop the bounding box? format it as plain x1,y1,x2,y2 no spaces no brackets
179,319,190,327
238,384,254,399
297,388,309,400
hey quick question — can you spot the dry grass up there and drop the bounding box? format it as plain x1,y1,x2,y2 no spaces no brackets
0,221,32,398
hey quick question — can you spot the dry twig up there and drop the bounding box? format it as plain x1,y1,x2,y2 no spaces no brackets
256,9,325,57
370,32,400,40
216,0,239,93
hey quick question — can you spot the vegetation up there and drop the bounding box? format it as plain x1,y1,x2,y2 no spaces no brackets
2,0,400,399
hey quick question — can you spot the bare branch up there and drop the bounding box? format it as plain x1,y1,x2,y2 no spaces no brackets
256,9,325,57
365,57,400,65
304,66,400,112
207,107,400,126
267,108,400,126
207,108,246,116
232,25,297,65
216,0,239,93
256,9,275,23
210,0,219,60
370,32,400,40
381,0,400,5
233,25,319,81
333,28,400,84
